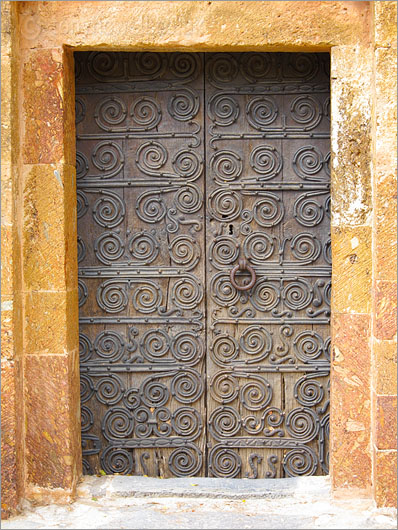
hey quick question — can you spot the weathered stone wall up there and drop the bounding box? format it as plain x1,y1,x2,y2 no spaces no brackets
17,0,371,51
1,1,24,519
329,43,374,494
1,0,396,519
371,1,397,508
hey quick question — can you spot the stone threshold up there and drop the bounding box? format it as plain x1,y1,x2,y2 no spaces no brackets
77,475,331,500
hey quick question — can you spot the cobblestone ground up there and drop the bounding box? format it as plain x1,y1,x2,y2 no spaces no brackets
3,477,397,529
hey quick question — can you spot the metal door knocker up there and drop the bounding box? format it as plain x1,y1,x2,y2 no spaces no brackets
230,258,256,291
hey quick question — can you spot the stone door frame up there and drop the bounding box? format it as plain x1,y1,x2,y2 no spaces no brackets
3,1,396,513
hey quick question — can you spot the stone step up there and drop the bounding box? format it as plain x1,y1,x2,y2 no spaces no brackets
77,475,331,500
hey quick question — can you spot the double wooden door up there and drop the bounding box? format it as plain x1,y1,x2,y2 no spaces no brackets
76,51,331,479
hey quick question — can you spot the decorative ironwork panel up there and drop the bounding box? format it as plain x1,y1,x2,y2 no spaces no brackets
76,52,206,477
204,52,330,478
76,51,330,479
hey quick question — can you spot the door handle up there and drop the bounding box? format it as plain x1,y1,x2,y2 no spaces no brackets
230,258,256,291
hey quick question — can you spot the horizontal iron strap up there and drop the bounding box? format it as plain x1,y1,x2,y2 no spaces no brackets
77,180,330,191
76,84,330,95
80,364,330,374
105,439,316,449
79,316,202,325
78,267,331,278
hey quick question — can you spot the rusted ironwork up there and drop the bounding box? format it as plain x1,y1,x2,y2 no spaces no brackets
76,51,330,478
230,259,257,291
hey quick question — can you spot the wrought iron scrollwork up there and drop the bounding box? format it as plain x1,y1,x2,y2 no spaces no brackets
205,50,330,479
77,51,207,478
77,51,330,479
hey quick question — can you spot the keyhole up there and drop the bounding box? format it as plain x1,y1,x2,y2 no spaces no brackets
229,224,234,235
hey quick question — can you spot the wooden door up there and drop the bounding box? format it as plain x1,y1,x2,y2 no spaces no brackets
76,52,330,478
76,52,207,477
204,52,331,478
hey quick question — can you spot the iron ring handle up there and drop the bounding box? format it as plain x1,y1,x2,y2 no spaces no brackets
230,259,256,291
